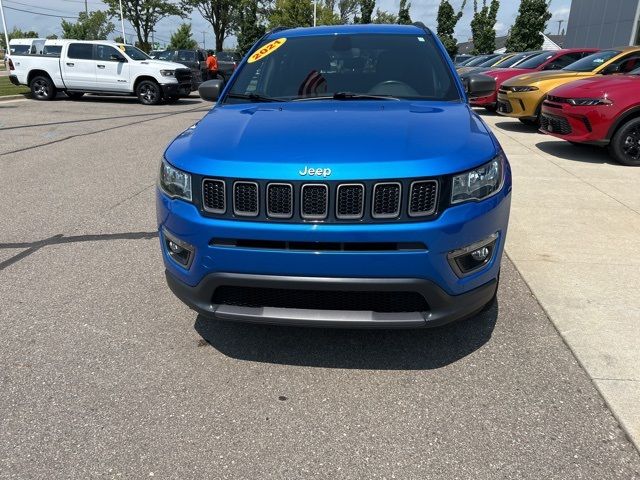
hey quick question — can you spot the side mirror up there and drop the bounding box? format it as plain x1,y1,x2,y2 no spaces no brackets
603,63,621,75
199,79,223,101
111,54,126,62
463,74,496,100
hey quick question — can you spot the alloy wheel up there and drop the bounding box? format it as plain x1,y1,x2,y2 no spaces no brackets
622,127,640,162
33,79,49,99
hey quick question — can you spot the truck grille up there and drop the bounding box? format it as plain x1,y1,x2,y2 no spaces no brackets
540,114,572,135
174,68,192,84
212,286,429,313
199,178,440,223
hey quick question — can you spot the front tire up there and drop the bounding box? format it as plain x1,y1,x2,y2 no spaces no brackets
136,80,162,105
30,76,56,101
609,117,640,166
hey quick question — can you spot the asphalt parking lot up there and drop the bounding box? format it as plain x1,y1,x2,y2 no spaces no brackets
1,96,640,478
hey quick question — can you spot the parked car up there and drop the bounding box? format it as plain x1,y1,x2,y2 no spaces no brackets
457,54,500,71
466,49,598,111
158,24,511,328
497,47,640,125
155,49,207,90
454,54,473,65
455,55,478,67
540,68,640,166
8,40,192,105
457,52,518,74
8,38,45,56
214,51,240,82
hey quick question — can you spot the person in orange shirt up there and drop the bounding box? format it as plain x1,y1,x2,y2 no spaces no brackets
205,52,218,80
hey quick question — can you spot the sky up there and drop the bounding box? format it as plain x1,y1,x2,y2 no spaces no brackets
1,0,573,49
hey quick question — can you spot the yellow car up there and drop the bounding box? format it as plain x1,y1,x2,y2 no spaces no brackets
497,47,640,124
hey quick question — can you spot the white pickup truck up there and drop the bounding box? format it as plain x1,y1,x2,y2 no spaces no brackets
9,40,194,105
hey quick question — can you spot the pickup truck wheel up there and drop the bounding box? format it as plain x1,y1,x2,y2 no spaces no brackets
65,92,85,100
609,117,640,166
136,80,161,105
30,76,56,101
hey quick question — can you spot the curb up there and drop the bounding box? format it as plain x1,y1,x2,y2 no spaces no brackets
0,94,28,102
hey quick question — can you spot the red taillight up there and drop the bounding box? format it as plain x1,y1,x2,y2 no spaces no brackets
8,58,14,71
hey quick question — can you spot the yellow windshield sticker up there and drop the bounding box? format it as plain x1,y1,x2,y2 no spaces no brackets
248,38,287,63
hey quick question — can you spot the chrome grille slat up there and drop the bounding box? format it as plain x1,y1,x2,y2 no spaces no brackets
372,182,401,219
233,181,259,216
301,184,328,219
409,180,438,217
267,183,293,218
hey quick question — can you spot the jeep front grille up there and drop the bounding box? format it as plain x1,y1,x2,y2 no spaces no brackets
199,178,440,223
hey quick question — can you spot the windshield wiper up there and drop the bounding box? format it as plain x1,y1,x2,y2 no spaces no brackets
226,93,285,103
294,92,401,102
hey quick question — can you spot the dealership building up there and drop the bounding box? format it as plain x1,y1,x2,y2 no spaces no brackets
564,0,640,48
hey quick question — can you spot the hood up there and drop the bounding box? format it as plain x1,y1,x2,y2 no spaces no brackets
165,101,498,180
549,74,640,99
503,70,588,86
135,59,188,70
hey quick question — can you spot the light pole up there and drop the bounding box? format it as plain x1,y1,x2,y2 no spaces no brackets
313,0,317,27
0,0,10,58
201,31,206,50
119,0,126,44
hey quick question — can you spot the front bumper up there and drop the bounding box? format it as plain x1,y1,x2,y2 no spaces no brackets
9,75,20,86
540,103,610,145
166,270,498,328
470,91,497,108
161,81,192,98
497,91,541,119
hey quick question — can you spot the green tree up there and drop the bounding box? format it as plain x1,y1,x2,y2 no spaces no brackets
182,0,237,52
61,10,115,40
269,0,313,28
373,8,397,23
397,0,411,24
337,0,359,23
358,0,375,23
102,0,184,52
46,34,59,40
436,0,467,58
1,27,39,50
470,0,499,54
505,0,552,51
169,23,199,49
236,0,266,56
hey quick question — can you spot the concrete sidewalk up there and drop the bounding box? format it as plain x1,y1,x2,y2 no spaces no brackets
482,113,640,449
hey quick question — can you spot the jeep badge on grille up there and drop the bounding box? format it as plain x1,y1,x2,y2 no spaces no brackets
299,166,332,177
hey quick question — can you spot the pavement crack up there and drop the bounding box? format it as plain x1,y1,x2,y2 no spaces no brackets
0,231,158,271
0,105,208,158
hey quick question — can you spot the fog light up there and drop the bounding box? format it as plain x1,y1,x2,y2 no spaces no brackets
448,233,499,277
163,228,195,268
471,247,490,261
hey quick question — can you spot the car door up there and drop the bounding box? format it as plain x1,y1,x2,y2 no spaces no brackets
94,44,131,92
62,43,96,89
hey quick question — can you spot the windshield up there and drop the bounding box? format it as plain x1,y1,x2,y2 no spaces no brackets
225,33,460,104
10,44,30,55
120,45,150,61
463,55,491,67
479,54,508,67
216,51,239,62
498,52,536,68
563,50,620,72
515,52,555,69
631,66,640,75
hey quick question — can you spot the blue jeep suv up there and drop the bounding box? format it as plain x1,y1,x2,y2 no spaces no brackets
157,24,512,328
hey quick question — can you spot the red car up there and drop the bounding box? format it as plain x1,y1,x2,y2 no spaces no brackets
540,68,640,166
469,49,599,111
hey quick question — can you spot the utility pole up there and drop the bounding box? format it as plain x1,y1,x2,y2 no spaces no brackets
201,31,206,50
556,19,564,36
0,0,9,58
84,0,88,15
313,0,317,27
151,30,155,49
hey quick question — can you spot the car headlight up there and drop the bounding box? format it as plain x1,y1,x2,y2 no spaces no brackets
159,159,192,201
567,97,613,106
509,85,538,92
160,69,175,77
451,154,505,204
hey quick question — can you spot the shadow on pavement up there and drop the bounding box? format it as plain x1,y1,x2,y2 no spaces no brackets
494,121,541,133
535,140,613,165
194,304,498,370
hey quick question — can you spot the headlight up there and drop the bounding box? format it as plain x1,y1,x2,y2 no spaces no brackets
451,154,504,204
160,69,175,77
567,97,613,106
509,86,538,92
159,159,192,201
